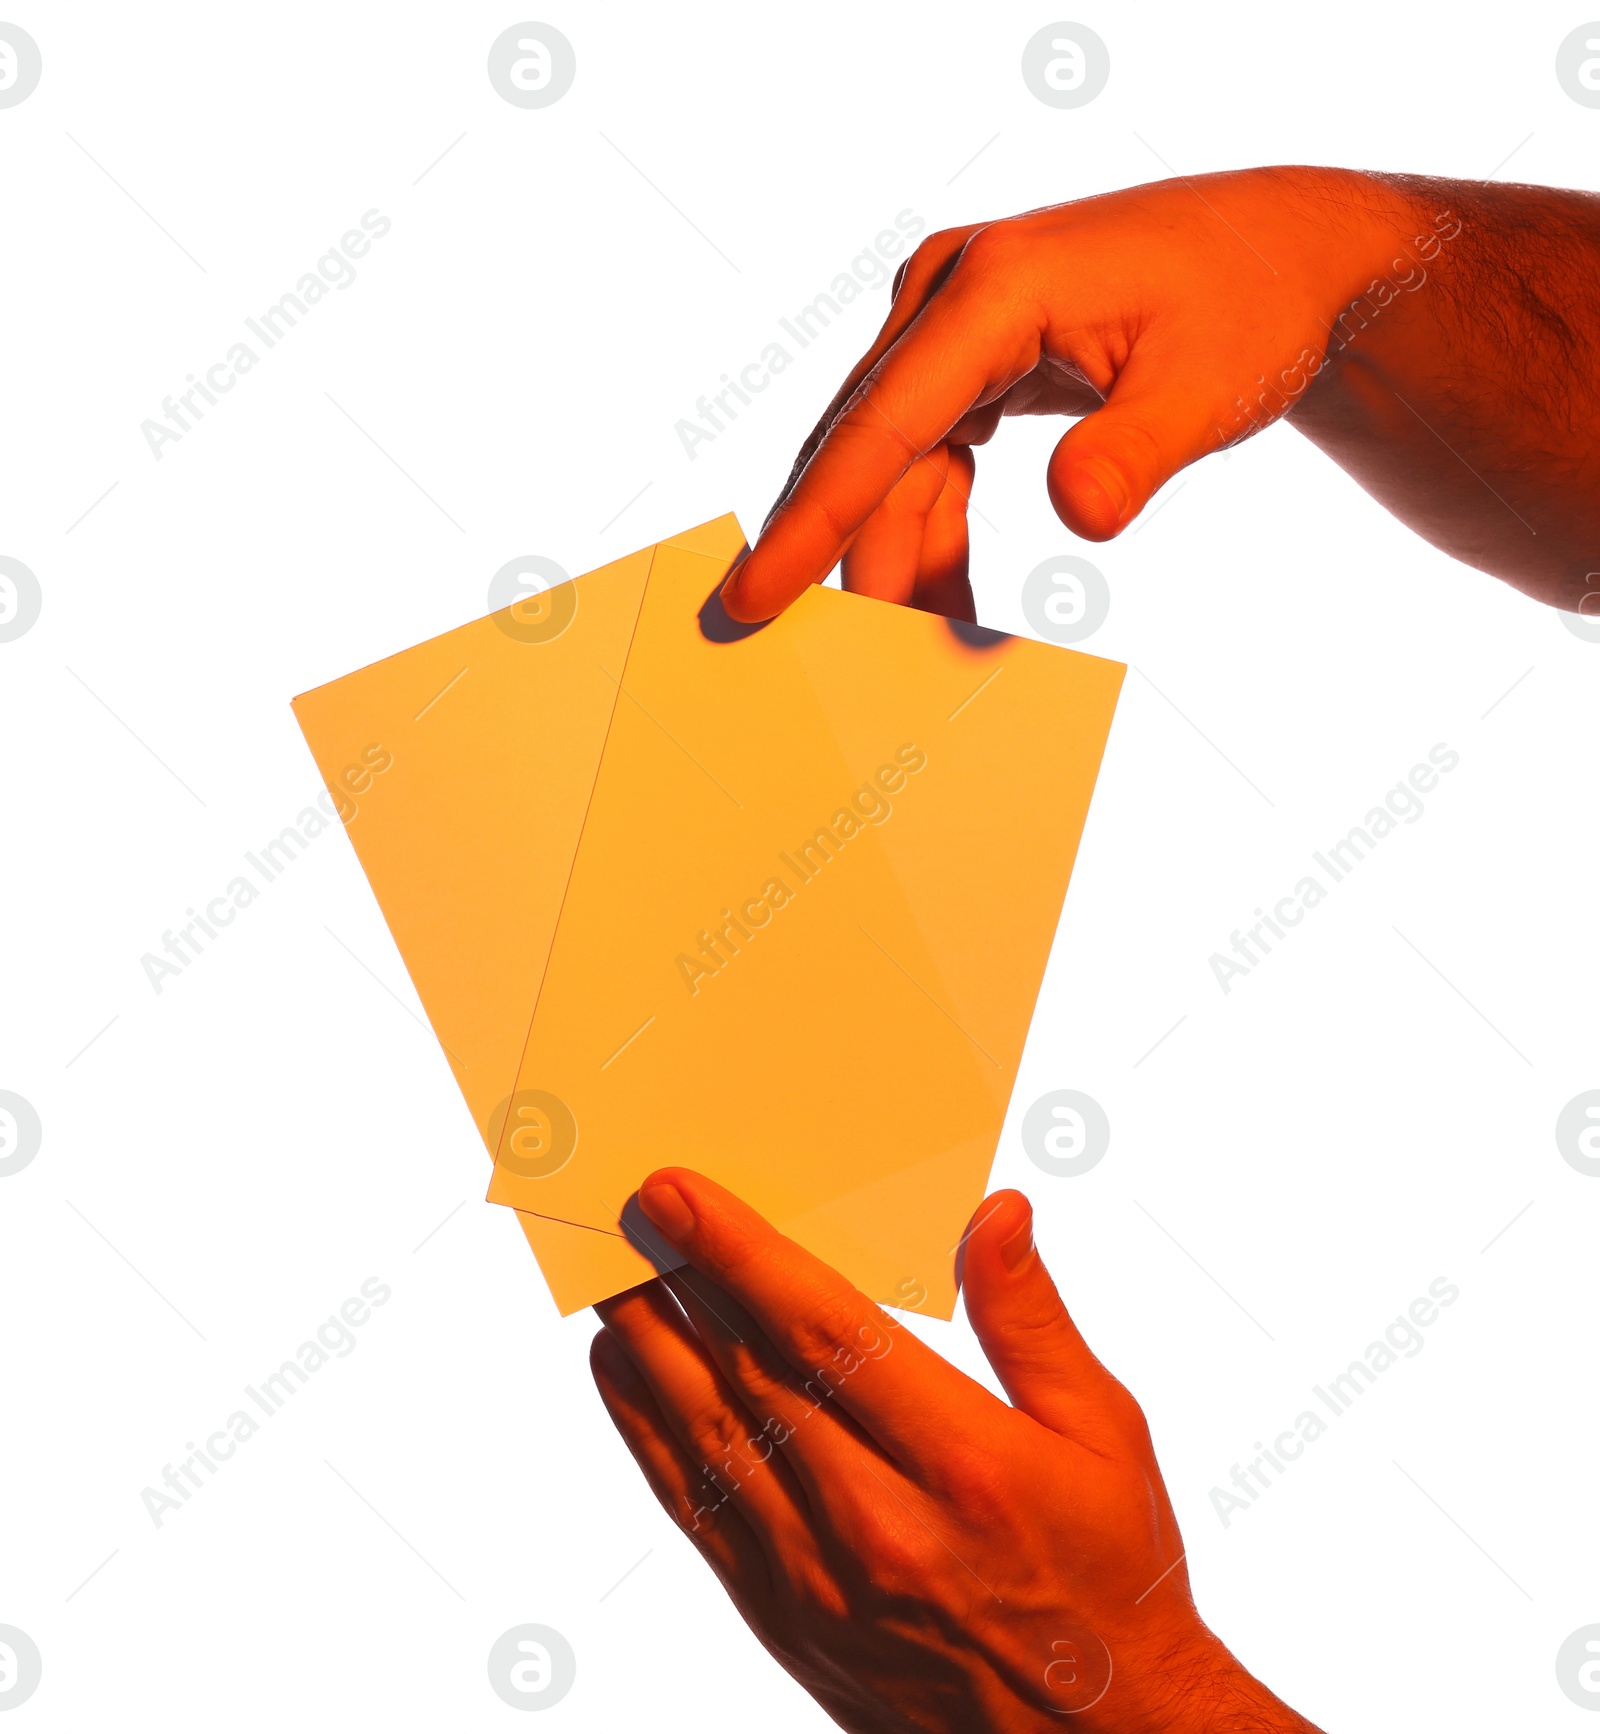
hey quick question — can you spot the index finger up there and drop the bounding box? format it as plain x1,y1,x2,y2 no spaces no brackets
763,222,986,525
721,253,1042,621
634,1166,1002,1478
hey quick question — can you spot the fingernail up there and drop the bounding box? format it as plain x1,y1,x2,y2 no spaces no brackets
1080,458,1130,527
1000,1216,1035,1273
638,1181,695,1244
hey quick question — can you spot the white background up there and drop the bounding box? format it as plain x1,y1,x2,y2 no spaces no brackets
3,2,1598,1728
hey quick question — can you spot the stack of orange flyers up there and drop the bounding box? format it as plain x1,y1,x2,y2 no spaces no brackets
292,515,1123,1317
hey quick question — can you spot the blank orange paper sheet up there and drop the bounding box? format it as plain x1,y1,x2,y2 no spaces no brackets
292,516,1123,1318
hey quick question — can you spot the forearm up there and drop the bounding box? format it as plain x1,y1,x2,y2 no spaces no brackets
1287,171,1600,610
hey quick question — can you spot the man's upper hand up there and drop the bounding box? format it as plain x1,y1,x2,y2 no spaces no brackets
722,166,1600,621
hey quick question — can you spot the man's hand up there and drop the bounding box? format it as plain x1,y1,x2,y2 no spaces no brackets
590,1170,1319,1733
720,166,1600,622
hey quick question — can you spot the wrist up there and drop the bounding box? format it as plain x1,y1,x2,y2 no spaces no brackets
1269,165,1453,372
1127,1628,1320,1734
1261,162,1437,305
1065,1624,1319,1734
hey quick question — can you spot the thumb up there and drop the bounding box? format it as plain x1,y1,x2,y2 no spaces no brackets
1046,350,1234,540
961,1191,1140,1446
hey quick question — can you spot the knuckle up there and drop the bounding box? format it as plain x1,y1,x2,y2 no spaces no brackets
856,1515,943,1598
1073,1378,1155,1459
957,219,1021,272
833,397,920,465
789,1286,878,1380
727,1339,805,1416
1107,1384,1155,1451
693,1216,757,1285
812,488,861,545
683,1396,759,1479
910,226,966,270
933,1439,1014,1514
896,225,979,302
